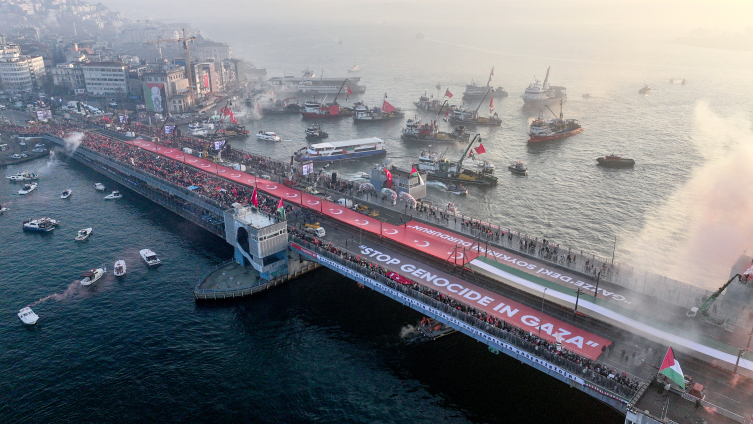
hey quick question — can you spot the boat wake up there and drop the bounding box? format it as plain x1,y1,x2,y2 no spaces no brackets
426,181,447,189
29,281,86,306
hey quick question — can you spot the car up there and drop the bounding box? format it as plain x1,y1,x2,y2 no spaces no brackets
10,154,21,159
20,153,27,158
35,143,45,148
0,105,6,110
19,141,26,146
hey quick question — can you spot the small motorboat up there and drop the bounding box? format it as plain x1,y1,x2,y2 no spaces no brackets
61,189,72,199
18,307,39,325
18,182,37,195
23,218,57,232
597,154,635,167
436,82,441,89
508,161,528,175
476,160,495,170
140,249,162,267
582,93,591,99
104,190,122,200
681,79,687,85
94,183,105,191
447,184,468,195
348,65,360,73
0,205,8,214
638,85,651,94
79,267,106,286
305,124,328,139
7,171,39,182
256,131,281,142
74,227,93,241
114,260,126,277
355,172,370,179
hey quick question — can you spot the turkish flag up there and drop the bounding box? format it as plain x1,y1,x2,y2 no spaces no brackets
445,89,453,98
382,100,396,113
220,106,230,116
229,111,238,125
232,187,237,198
490,67,494,77
475,143,486,154
251,187,258,207
489,97,494,111
347,86,353,95
384,167,393,189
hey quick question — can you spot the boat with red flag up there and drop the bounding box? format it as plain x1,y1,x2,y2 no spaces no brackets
353,95,404,122
301,80,355,118
527,99,583,142
401,117,469,142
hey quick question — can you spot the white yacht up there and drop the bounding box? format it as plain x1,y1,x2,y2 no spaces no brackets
94,183,105,191
7,171,39,182
18,182,37,195
104,190,122,200
256,131,282,142
61,189,72,199
18,307,39,325
114,260,127,277
140,249,162,267
80,267,106,286
521,66,567,107
74,227,93,241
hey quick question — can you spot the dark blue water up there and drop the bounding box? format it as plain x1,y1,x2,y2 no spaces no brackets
0,155,621,422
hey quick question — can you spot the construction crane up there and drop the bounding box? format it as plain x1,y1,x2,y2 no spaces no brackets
147,28,196,104
687,274,742,320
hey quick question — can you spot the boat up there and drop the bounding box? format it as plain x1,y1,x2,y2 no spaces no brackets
436,82,441,89
114,260,126,277
353,99,405,122
302,68,315,78
582,93,591,99
418,317,456,339
18,307,39,325
508,161,528,175
305,124,329,139
413,93,455,113
448,108,502,126
462,68,508,98
639,85,651,94
255,97,302,114
669,78,678,83
300,83,355,118
417,135,498,186
447,184,468,195
140,249,162,267
473,159,495,170
348,65,360,73
681,79,686,85
219,124,249,138
294,137,386,162
22,217,57,232
257,131,282,142
268,75,366,96
104,190,122,200
79,267,106,286
528,100,583,142
0,205,8,214
401,117,470,142
6,171,38,182
74,227,93,241
521,66,567,107
597,154,635,167
61,189,72,199
94,183,105,191
18,182,37,195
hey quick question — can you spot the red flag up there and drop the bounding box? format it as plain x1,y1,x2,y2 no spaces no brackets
444,89,453,98
232,187,238,198
229,111,238,125
382,100,396,113
489,97,495,112
384,167,393,189
220,106,230,116
102,116,111,123
347,86,353,95
251,187,258,207
475,143,486,154
490,67,494,77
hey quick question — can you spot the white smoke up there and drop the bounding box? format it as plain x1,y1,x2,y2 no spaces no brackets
624,101,753,289
45,11,59,27
63,132,84,152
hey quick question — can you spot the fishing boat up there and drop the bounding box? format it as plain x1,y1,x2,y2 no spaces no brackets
257,131,282,142
294,137,386,162
79,267,106,286
521,66,567,107
140,249,162,267
104,190,122,200
462,68,508,98
6,171,38,182
74,227,92,241
18,182,37,195
639,85,651,94
508,161,528,175
305,124,329,139
348,65,360,73
22,217,56,232
94,183,105,191
417,135,498,186
401,118,470,142
449,108,502,126
353,98,404,122
114,260,126,277
597,154,635,167
61,189,72,199
18,307,39,325
528,100,583,142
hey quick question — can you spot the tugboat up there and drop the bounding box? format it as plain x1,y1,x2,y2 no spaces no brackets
18,182,37,195
508,161,528,175
353,97,404,122
528,100,583,142
639,85,651,94
305,124,329,139
257,131,282,142
521,66,567,107
462,68,508,99
417,135,498,186
597,154,635,167
401,117,469,142
6,171,38,182
301,81,355,118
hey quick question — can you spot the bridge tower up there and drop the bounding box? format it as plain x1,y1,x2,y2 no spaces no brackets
223,204,289,281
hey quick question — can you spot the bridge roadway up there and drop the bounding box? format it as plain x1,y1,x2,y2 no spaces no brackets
72,132,753,420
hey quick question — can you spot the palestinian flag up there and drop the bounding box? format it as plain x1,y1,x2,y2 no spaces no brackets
410,166,425,185
659,347,685,388
276,197,285,219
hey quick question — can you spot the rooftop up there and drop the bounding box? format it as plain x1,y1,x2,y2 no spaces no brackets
233,206,278,229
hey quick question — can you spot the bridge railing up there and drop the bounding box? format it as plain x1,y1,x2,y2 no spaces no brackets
290,235,639,401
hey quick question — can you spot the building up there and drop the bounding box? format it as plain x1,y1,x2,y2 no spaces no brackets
192,40,232,62
0,51,46,94
81,62,128,96
370,166,427,200
51,63,86,94
223,205,289,281
141,65,191,113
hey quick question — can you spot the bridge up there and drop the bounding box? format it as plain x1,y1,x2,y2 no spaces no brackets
39,129,753,423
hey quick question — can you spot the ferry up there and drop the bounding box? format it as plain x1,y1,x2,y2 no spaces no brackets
597,154,635,167
294,138,386,162
462,68,508,98
401,118,469,142
528,100,583,142
268,75,366,96
521,66,567,107
353,100,404,122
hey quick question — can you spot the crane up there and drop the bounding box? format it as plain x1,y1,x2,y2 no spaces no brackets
147,28,196,104
687,274,742,320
